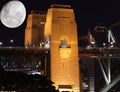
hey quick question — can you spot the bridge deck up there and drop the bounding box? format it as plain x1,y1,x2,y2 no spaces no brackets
0,47,49,56
0,47,120,58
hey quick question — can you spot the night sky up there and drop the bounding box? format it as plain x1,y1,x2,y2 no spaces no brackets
0,0,120,46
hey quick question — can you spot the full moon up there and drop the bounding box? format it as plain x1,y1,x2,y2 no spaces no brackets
0,0,26,28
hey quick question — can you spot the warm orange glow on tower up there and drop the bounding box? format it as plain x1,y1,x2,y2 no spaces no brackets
25,11,46,46
44,4,82,92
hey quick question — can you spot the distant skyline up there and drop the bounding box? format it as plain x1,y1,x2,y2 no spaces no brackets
0,0,120,46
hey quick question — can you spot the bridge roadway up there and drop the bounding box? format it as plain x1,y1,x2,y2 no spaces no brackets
0,47,49,56
0,47,120,58
78,47,120,58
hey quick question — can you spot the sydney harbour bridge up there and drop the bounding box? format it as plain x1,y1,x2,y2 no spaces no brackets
0,3,120,92
0,26,120,92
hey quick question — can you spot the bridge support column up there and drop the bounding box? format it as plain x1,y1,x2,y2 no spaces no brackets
44,4,82,92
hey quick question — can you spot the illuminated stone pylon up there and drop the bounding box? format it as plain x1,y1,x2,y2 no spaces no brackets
44,4,82,92
25,11,46,46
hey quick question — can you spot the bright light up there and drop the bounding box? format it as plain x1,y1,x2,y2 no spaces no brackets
40,21,45,24
0,42,3,45
91,41,95,45
10,39,14,43
59,88,72,92
110,42,114,45
103,43,106,46
110,54,112,57
32,72,41,75
27,70,41,75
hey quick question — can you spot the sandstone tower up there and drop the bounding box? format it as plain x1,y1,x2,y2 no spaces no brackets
25,11,46,46
44,4,81,92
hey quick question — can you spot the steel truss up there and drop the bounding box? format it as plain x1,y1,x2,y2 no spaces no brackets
98,56,120,92
0,47,50,75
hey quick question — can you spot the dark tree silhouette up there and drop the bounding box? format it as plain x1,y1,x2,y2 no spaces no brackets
0,69,59,92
